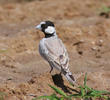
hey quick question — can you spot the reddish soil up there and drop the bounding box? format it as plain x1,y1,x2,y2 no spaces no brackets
0,0,110,99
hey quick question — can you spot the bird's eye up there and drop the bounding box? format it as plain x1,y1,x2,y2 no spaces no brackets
41,24,47,29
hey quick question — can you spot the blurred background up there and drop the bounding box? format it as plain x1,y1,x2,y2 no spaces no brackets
0,0,110,99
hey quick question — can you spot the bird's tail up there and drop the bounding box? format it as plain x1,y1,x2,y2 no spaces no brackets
65,72,76,84
62,70,76,85
54,61,76,85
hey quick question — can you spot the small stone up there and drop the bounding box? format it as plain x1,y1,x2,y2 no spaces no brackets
91,41,95,45
91,46,97,50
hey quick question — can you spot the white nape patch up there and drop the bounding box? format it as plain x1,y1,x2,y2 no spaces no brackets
45,26,55,34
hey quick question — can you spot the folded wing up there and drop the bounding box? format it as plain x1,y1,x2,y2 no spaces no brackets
39,37,69,71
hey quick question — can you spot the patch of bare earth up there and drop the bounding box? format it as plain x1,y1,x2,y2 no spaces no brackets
0,0,110,99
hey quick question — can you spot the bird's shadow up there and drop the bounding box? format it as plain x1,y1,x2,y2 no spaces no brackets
51,73,78,94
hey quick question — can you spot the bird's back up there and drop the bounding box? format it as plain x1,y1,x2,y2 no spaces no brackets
44,37,65,58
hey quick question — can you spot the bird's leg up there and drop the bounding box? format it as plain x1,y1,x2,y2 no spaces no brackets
50,66,53,73
49,61,54,73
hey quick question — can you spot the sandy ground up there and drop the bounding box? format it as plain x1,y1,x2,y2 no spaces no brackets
0,0,110,99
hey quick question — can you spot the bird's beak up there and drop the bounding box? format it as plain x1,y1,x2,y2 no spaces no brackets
35,24,41,30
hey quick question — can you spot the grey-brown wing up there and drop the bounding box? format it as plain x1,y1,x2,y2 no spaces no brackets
44,38,69,71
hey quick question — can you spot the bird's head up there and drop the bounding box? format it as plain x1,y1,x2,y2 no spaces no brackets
35,21,56,38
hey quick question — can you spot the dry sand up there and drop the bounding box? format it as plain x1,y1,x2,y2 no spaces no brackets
0,0,110,99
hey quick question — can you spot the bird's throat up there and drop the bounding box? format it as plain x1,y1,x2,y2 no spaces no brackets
45,33,55,38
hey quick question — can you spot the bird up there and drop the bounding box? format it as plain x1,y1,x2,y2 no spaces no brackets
35,21,76,85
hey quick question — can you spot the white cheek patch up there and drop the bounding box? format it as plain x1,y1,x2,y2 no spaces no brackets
45,26,55,34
